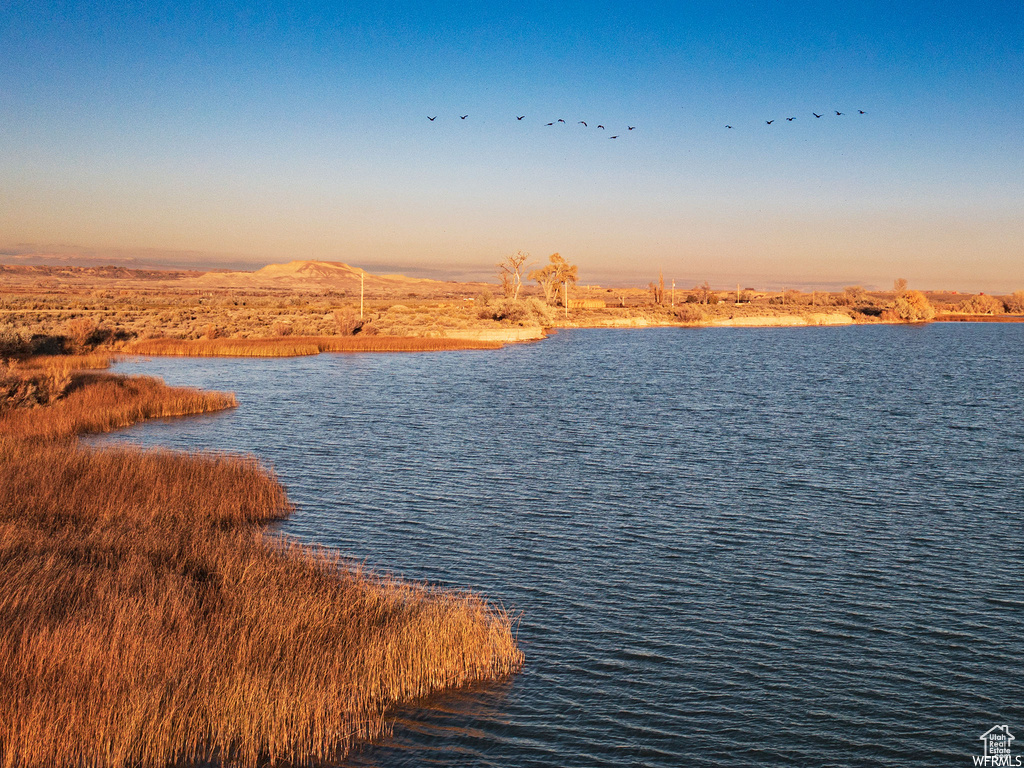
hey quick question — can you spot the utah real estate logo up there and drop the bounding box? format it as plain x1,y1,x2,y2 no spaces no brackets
976,726,1020,766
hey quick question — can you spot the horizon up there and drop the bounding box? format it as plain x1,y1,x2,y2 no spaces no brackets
2,2,1022,293
0,251,1012,295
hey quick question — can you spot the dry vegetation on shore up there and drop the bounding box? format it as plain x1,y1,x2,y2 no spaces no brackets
0,364,523,768
2,263,1023,363
129,334,501,357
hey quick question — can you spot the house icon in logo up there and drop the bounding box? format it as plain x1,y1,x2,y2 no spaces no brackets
980,726,1015,758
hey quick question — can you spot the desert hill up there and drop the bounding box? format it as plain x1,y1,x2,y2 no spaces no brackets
188,260,480,295
0,258,490,297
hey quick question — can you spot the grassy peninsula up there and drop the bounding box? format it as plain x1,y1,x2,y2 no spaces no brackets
0,358,522,767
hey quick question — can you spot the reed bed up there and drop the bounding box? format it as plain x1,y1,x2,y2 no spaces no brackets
16,352,114,371
0,369,522,768
0,373,237,442
128,335,502,357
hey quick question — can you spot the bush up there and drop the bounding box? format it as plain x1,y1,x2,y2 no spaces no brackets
673,305,706,323
1004,290,1024,314
0,331,26,359
959,294,1004,314
892,290,935,321
333,308,360,335
480,298,553,325
66,317,96,351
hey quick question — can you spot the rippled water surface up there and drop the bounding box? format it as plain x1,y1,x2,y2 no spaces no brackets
98,325,1024,767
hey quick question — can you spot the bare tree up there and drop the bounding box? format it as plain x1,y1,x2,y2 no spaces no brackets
497,251,531,300
694,280,715,305
894,277,908,292
841,285,866,306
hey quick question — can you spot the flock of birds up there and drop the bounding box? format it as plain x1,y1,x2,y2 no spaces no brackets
426,114,636,138
426,109,868,136
726,110,867,129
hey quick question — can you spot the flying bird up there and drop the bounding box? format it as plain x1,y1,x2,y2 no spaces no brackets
546,122,554,126
517,115,525,120
813,113,822,118
610,135,618,139
427,116,436,121
858,110,866,114
628,126,635,130
557,119,565,123
786,117,795,121
597,125,605,129
725,125,733,129
766,120,774,125
461,115,468,119
579,121,587,126
835,111,843,116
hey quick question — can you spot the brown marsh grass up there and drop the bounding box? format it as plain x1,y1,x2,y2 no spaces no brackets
17,351,114,371
0,367,522,768
0,373,237,442
129,335,502,357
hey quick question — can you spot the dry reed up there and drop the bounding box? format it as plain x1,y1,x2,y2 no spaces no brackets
17,352,114,371
0,373,237,442
128,335,501,357
0,368,522,768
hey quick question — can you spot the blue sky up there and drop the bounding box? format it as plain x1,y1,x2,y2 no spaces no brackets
2,1,1022,290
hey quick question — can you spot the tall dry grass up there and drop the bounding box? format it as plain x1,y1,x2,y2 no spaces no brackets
128,335,502,357
0,373,237,442
17,351,114,371
0,368,522,768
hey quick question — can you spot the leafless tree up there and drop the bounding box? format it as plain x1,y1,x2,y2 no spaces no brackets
694,280,716,305
497,251,531,300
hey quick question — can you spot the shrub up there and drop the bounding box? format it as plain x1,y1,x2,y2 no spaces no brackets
0,331,26,359
674,304,707,323
892,290,935,321
489,299,530,324
1005,290,1024,314
66,316,97,351
334,308,360,335
958,293,1004,314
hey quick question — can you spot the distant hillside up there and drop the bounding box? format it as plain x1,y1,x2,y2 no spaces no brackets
0,264,202,281
0,259,491,296
189,260,483,294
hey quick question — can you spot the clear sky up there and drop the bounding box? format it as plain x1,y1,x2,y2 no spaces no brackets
2,1,1022,290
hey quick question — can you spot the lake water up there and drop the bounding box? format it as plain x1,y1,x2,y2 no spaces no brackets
96,325,1024,767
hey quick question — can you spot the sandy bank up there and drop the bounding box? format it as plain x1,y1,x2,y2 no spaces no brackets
442,326,548,342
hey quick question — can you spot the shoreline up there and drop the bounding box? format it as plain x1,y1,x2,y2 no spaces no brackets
0,364,523,767
115,313,1024,360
